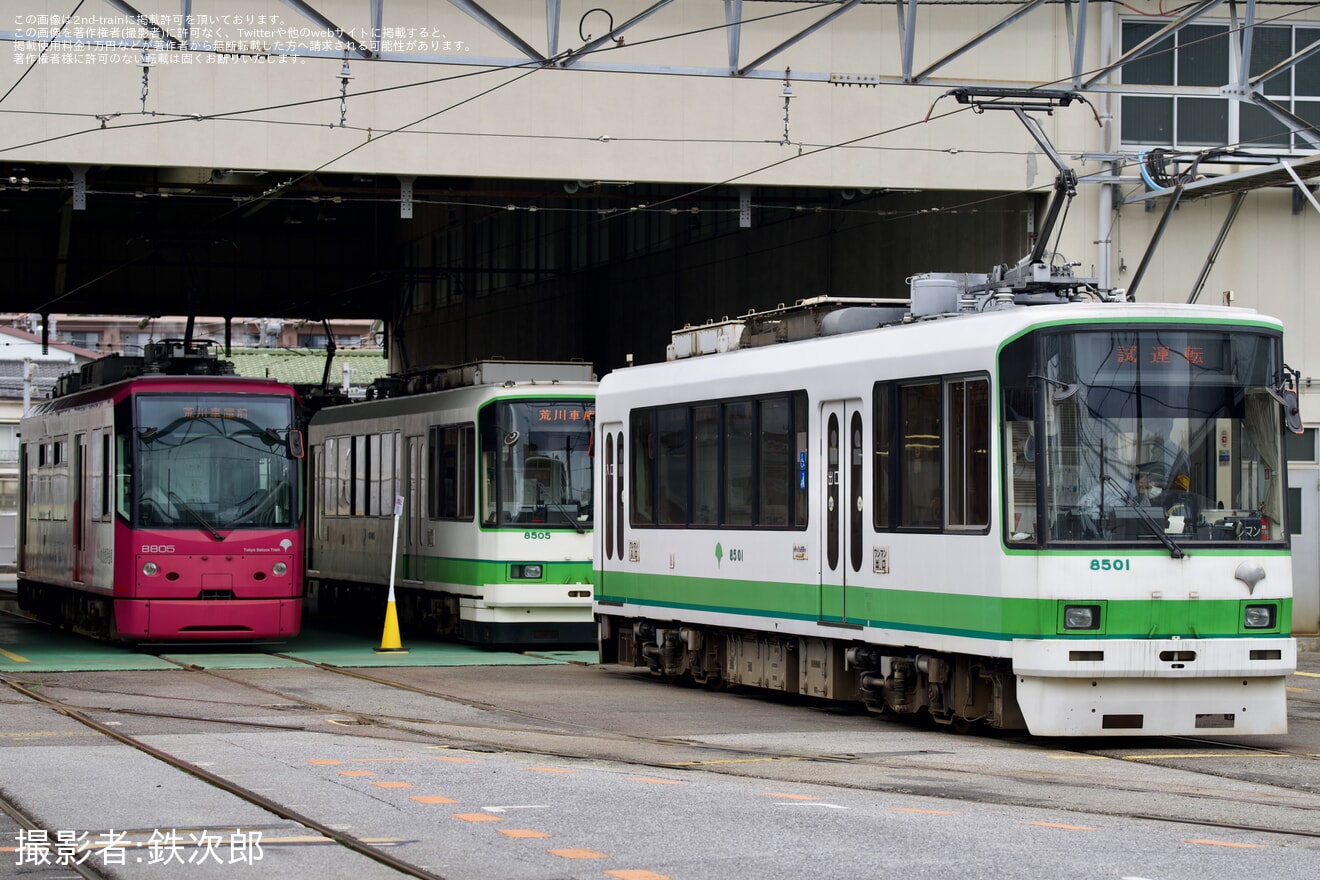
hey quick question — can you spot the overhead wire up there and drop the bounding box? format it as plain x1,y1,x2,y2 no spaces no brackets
7,0,1320,315
0,0,831,155
0,0,85,107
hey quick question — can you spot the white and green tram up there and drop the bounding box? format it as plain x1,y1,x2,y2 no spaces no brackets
307,361,596,646
593,290,1300,736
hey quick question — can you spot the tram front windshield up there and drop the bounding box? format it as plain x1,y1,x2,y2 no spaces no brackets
480,400,594,529
127,394,300,531
1003,327,1287,547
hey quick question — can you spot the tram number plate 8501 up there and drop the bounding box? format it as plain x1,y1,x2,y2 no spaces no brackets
1089,558,1131,571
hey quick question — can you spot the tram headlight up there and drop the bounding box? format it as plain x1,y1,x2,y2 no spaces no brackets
512,564,543,579
142,561,159,577
1243,604,1276,629
272,562,288,576
1063,604,1101,630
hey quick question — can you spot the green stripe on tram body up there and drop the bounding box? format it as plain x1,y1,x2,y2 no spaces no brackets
596,571,1292,642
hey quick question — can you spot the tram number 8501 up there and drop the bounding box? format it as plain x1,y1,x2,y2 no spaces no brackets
1089,558,1131,571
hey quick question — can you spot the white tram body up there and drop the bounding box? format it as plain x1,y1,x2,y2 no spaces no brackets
594,291,1298,736
306,361,596,646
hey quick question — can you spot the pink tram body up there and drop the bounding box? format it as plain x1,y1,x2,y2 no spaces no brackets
17,342,305,642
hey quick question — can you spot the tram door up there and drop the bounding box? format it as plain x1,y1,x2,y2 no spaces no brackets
598,422,626,598
1291,465,1319,635
820,401,865,626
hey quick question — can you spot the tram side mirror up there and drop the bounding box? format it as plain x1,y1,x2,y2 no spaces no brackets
289,429,305,459
1267,385,1304,434
1024,434,1036,462
1282,389,1303,435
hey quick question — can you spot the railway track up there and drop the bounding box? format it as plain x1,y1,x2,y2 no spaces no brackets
1,671,450,880
4,653,1318,845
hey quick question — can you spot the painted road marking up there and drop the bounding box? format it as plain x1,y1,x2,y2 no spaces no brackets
0,647,30,663
891,808,959,815
547,848,607,859
1029,822,1100,831
761,792,819,801
352,757,418,762
499,829,552,839
410,796,458,804
453,813,503,823
527,766,575,773
484,806,549,813
338,770,376,777
371,781,413,789
1122,753,1289,760
308,759,343,765
1295,671,1319,678
605,872,671,880
629,777,687,785
431,756,479,763
1184,839,1265,848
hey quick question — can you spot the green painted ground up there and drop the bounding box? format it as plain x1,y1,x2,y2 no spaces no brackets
0,609,597,673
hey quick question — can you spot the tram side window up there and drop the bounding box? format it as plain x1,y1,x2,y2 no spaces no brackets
873,385,892,529
692,405,719,525
874,375,989,531
352,435,368,516
428,424,475,520
368,434,382,516
759,397,792,526
629,391,807,530
630,410,655,525
724,401,754,525
656,408,690,525
322,437,338,517
98,431,112,520
902,382,942,527
111,400,132,522
948,377,990,528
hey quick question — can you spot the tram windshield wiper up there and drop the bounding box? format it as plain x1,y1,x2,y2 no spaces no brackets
547,502,586,534
1100,475,1184,559
169,490,224,541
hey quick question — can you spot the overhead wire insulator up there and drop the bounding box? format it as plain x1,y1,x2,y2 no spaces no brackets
337,54,353,128
780,67,795,146
139,44,152,114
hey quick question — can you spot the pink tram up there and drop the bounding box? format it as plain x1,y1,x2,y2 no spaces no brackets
17,341,305,642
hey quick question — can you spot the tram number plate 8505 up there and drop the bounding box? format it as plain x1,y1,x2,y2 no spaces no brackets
1089,558,1131,571
524,531,552,540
